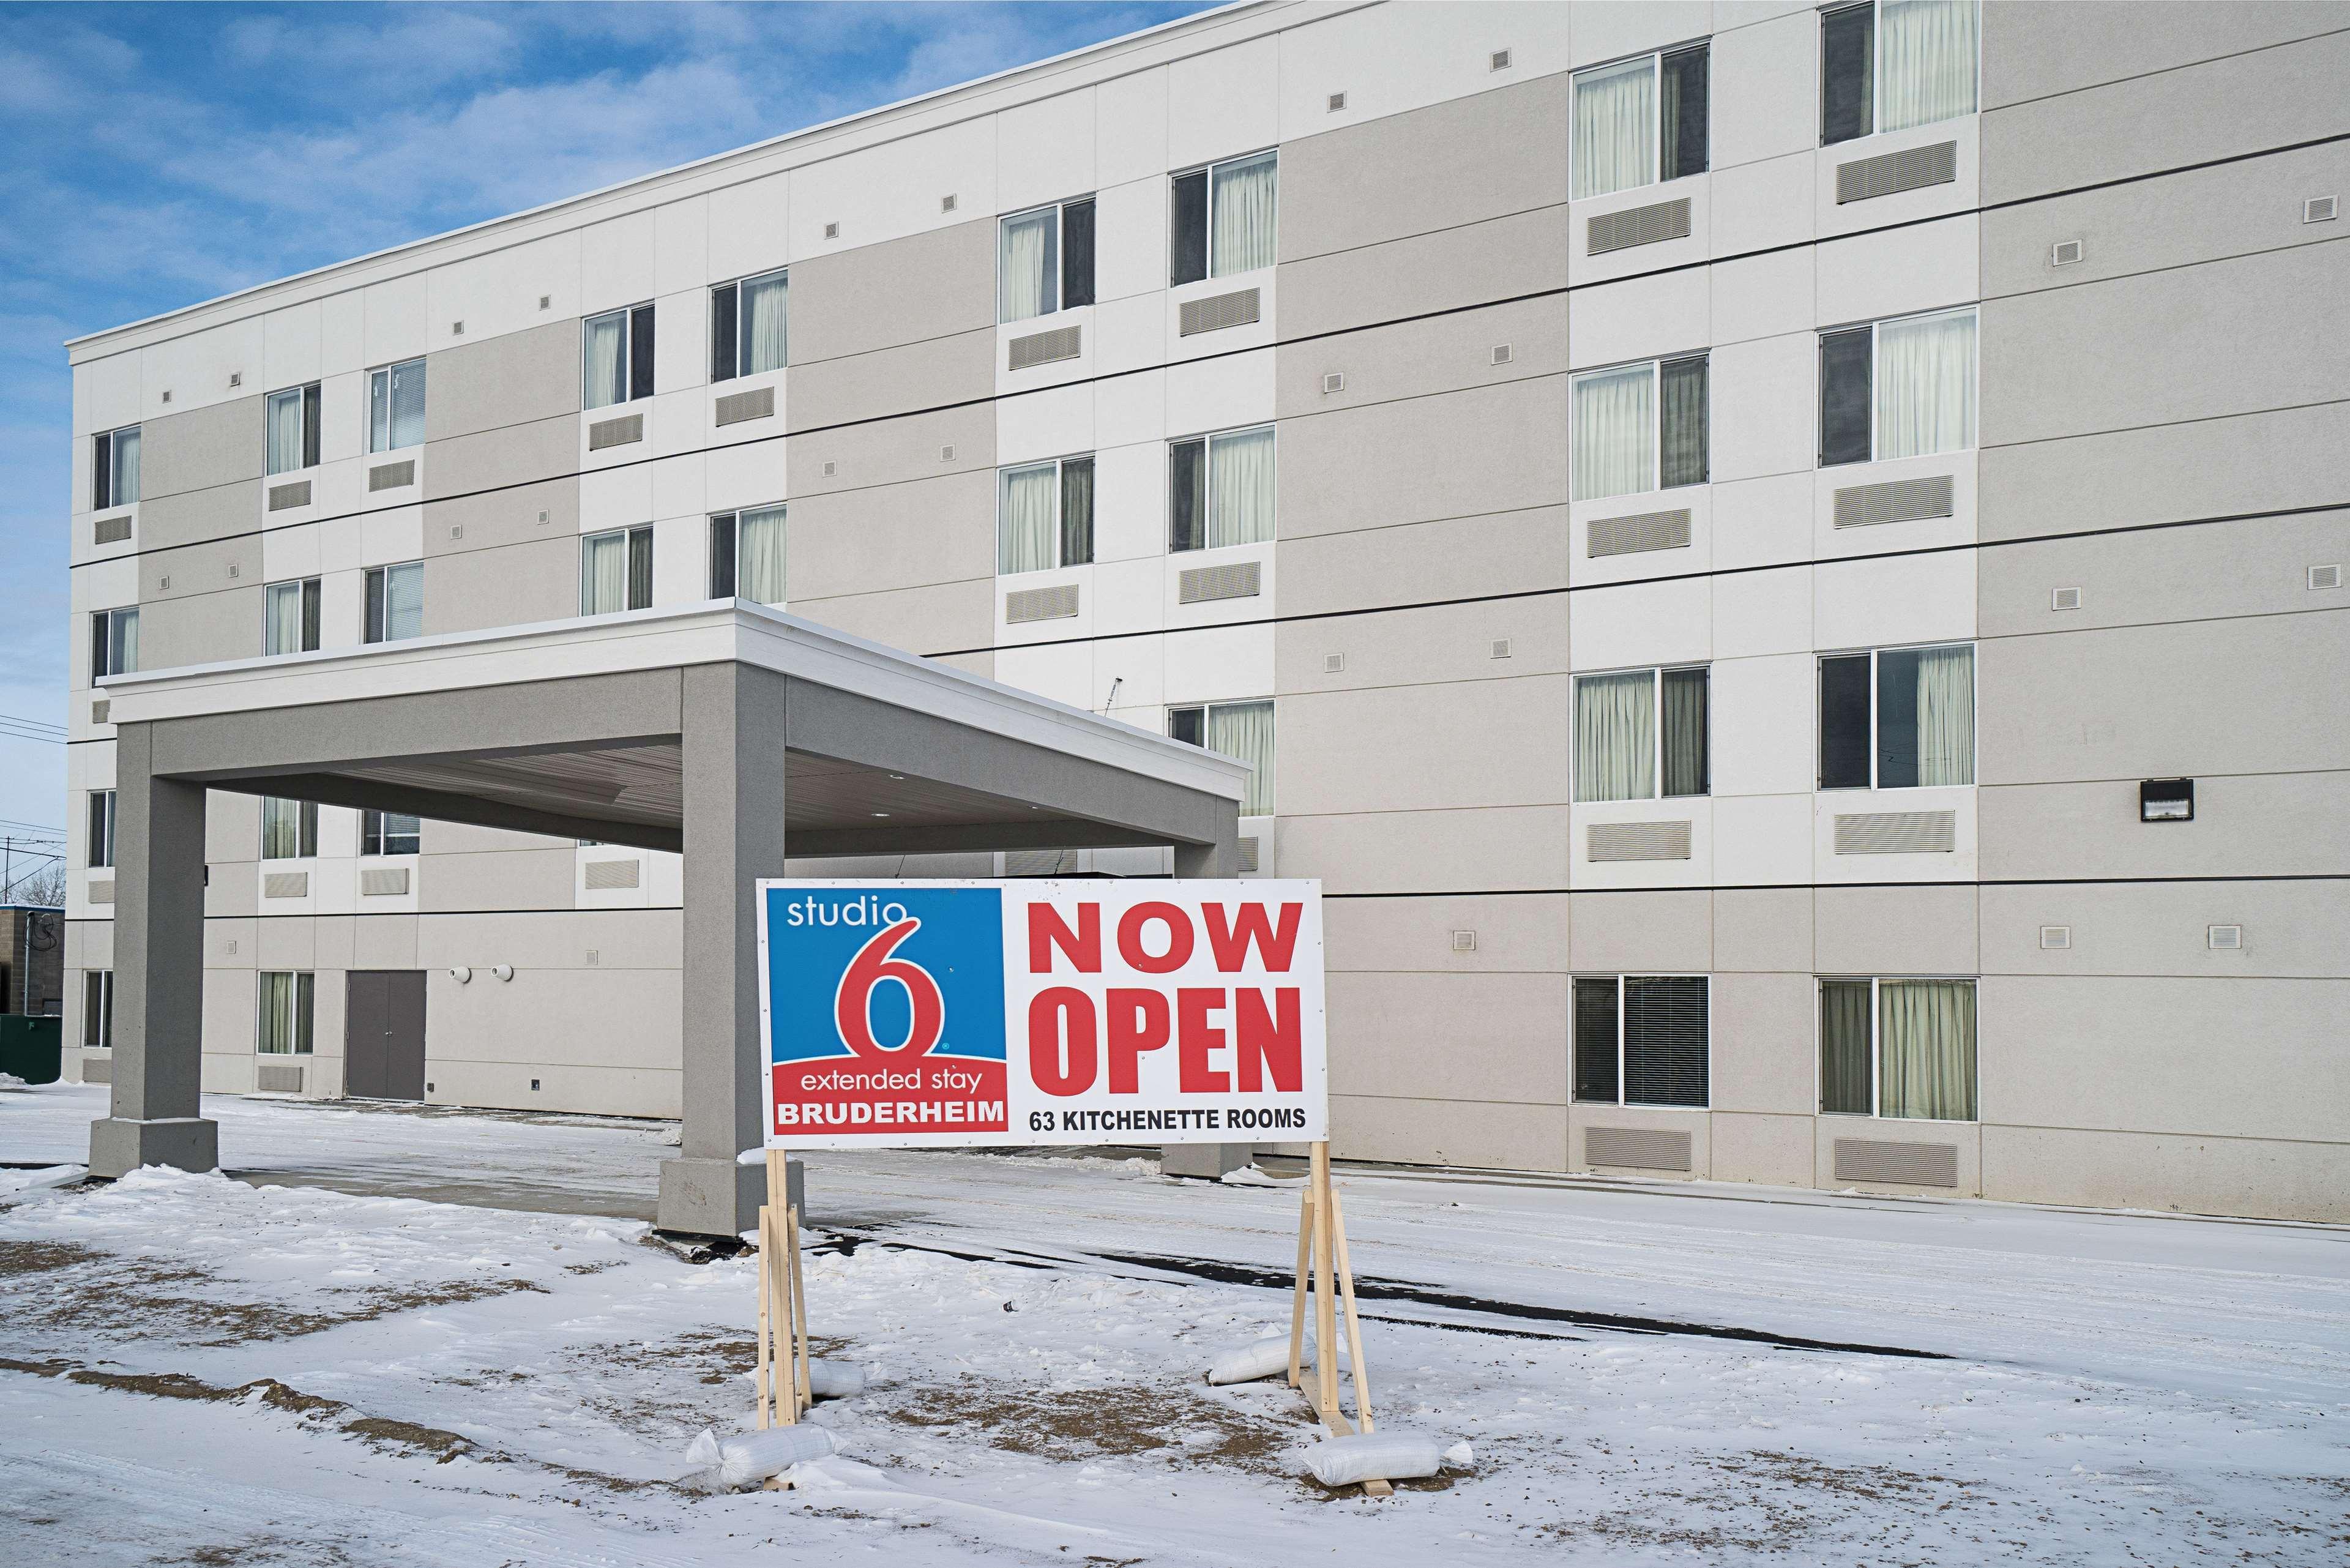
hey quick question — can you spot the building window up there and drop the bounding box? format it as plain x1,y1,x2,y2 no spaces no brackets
261,797,318,860
1571,354,1708,501
581,525,654,615
266,381,323,475
360,808,420,856
1168,425,1274,552
1574,974,1709,1107
368,358,427,453
709,506,786,604
1170,150,1277,286
86,790,116,870
1169,700,1275,816
1574,666,1709,801
1819,306,1976,466
1000,197,1096,323
264,577,322,656
364,562,424,644
1818,643,1975,790
92,425,141,509
256,971,316,1056
1572,42,1709,200
1821,0,1980,146
711,269,788,382
1821,976,1977,1120
998,456,1095,574
83,969,114,1049
91,606,140,679
583,302,656,410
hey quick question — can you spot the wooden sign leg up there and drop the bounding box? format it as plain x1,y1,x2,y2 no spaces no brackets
754,1201,774,1430
1327,1187,1376,1435
1287,1186,1315,1391
787,1201,812,1419
766,1150,797,1425
1310,1141,1341,1433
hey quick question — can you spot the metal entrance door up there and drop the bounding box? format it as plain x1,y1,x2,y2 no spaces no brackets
345,970,427,1100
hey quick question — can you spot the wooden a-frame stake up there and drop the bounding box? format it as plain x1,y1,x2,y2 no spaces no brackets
1287,1140,1391,1498
755,1146,810,1430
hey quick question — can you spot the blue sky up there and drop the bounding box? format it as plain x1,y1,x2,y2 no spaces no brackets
0,0,1210,880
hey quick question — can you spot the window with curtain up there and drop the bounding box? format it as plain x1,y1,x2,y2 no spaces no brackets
1575,666,1709,802
583,304,655,410
1572,43,1708,202
1572,356,1707,501
1820,976,1976,1119
91,606,139,678
1168,425,1275,552
581,526,654,615
360,809,421,856
710,504,788,604
256,971,316,1056
1169,700,1275,815
83,969,114,1049
1170,151,1277,285
1573,974,1710,1108
1819,307,1975,466
86,790,116,869
999,196,1097,323
264,578,322,657
266,383,322,476
364,562,424,644
368,359,427,452
92,425,141,509
1821,0,1978,146
711,269,789,382
996,456,1095,575
1818,643,1974,789
261,797,318,860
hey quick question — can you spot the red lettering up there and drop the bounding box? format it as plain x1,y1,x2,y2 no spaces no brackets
1177,988,1229,1092
1236,988,1304,1092
834,919,944,1058
1105,987,1171,1093
1027,988,1097,1096
1116,901,1194,974
1203,902,1302,973
1028,902,1100,974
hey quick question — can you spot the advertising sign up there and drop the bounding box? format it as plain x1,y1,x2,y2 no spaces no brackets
756,879,1326,1149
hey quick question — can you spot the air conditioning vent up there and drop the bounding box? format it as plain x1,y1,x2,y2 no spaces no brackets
90,700,110,725
1327,92,1346,113
1586,1126,1692,1172
1491,343,1514,366
823,221,840,240
255,1060,306,1094
263,872,310,900
822,461,837,477
2310,564,2343,590
2208,924,2244,950
714,386,775,427
939,194,957,214
1178,288,1261,337
941,444,956,461
1589,507,1693,558
1322,652,1346,674
2040,925,2072,950
1834,1138,1957,1187
1588,819,1693,862
2305,195,2338,224
1008,325,1083,371
1321,372,1345,395
1005,583,1080,623
447,525,463,542
588,413,643,452
1237,837,1261,873
1450,930,1477,953
1833,474,1954,529
1835,810,1957,855
1587,196,1692,256
1836,140,1958,204
1003,849,1065,877
360,867,411,897
267,480,312,512
2051,586,2082,611
1490,48,1512,71
94,513,135,544
368,460,416,492
1490,638,1512,659
2051,239,2084,267
87,879,114,905
584,859,641,890
1178,560,1261,603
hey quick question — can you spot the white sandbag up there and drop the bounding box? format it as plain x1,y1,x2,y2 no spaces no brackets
1207,1333,1311,1385
684,1424,838,1489
1303,1433,1473,1487
807,1358,866,1399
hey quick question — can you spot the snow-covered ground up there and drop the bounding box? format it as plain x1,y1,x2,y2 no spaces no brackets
4,1082,2346,1564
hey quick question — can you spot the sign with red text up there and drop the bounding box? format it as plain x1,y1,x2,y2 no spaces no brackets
756,880,1326,1149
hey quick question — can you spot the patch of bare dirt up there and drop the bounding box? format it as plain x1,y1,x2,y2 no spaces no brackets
1541,1446,1982,1555
870,1379,1299,1476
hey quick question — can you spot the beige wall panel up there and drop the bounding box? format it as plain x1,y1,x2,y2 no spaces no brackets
1708,1111,1816,1187
1280,806,1570,895
422,477,581,560
787,578,993,658
1280,676,1572,815
206,790,261,864
788,219,994,365
1979,773,2350,881
1278,73,1570,263
312,915,353,971
785,471,993,599
1323,892,1569,976
203,917,255,969
1278,378,1570,539
1980,878,2349,980
423,413,578,502
140,394,264,500
141,534,262,605
1815,885,1979,976
202,965,258,1058
424,318,581,443
1277,206,1572,340
71,920,115,971
1979,509,2350,639
1568,890,1712,973
352,915,421,970
423,966,682,1071
205,858,259,919
1277,596,1570,695
1332,1092,1565,1172
255,914,317,971
424,821,565,854
1713,887,1813,974
785,403,995,499
430,1062,681,1121
1327,970,1566,1103
786,327,993,433
1980,1123,2349,1223
420,537,578,635
138,478,263,552
1273,297,1569,421
1980,974,2350,1141
1709,970,1816,1117
416,847,578,914
415,908,682,971
136,586,263,670
1277,506,1571,619
1980,0,2345,110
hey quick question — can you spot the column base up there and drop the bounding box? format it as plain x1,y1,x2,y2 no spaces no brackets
1162,1143,1253,1180
657,1155,801,1239
88,1116,219,1180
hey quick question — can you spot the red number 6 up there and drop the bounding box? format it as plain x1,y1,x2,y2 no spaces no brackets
834,918,946,1058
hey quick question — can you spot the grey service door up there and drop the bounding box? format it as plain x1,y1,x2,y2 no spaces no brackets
345,970,427,1100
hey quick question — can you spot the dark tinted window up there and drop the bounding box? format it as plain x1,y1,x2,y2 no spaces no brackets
1819,653,1873,788
1660,355,1709,488
1573,977,1621,1103
709,513,737,598
629,304,656,401
1623,976,1708,1108
1819,326,1873,466
1059,457,1094,567
710,283,737,383
1169,170,1209,286
1062,198,1096,309
1662,44,1709,179
1821,2,1875,145
1168,438,1207,551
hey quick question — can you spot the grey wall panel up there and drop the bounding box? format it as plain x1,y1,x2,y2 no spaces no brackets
785,403,995,498
134,586,264,670
204,790,261,864
1326,970,1568,1104
204,859,258,919
1275,597,1569,695
1707,970,1816,1117
1978,510,2350,639
1568,889,1712,973
1979,615,2350,783
1277,206,1573,340
423,477,581,559
1280,807,1571,895
1278,378,1571,540
1272,297,1568,420
1979,772,2350,881
415,908,681,970
1280,676,1571,815
1983,26,2350,202
424,821,569,854
1981,244,2350,448
788,219,994,365
1980,0,2346,111
416,847,579,913
1979,1122,2349,1223
1332,1091,1566,1172
425,318,582,443
1714,887,1815,974
140,534,263,605
423,413,579,501
1277,507,1572,618
784,578,993,658
783,470,993,599
1815,884,1980,976
786,329,993,433
1322,892,1570,975
140,395,264,501
1279,74,1570,263
138,479,263,552
419,536,578,635
1981,878,2350,979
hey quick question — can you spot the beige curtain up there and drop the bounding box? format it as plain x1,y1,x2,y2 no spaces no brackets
1208,427,1275,547
256,971,312,1055
111,427,141,502
999,209,1056,322
1879,979,1976,1119
1574,55,1656,200
264,581,304,656
998,463,1059,573
1819,979,1873,1114
1576,670,1655,802
580,530,630,614
1573,364,1655,501
1914,644,1975,786
1876,307,1975,460
1879,0,1979,133
742,271,789,373
582,313,627,410
1210,152,1277,276
737,505,787,605
1209,701,1276,815
266,388,305,476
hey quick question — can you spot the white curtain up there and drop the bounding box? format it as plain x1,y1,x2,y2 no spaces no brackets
742,271,789,373
581,531,630,614
583,313,626,410
1207,427,1275,547
264,581,303,656
266,389,304,476
1879,0,1979,132
114,607,139,674
1572,364,1655,501
1575,670,1656,802
386,563,422,641
1574,56,1656,200
998,463,1059,573
999,209,1057,322
389,360,426,449
258,972,296,1054
738,504,787,605
1209,701,1276,815
1879,979,1975,1119
1914,644,1975,786
1875,308,1975,460
111,426,141,502
261,797,301,860
1210,152,1277,277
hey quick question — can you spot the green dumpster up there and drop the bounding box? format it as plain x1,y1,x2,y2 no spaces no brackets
0,1015,62,1085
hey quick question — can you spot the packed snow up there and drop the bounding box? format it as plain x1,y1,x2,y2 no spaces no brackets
3,1082,2345,1564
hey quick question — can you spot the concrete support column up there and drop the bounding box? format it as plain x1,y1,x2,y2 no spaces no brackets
89,723,217,1178
1166,797,1250,1178
660,663,790,1237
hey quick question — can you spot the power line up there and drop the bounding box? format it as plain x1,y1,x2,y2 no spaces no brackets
0,711,66,736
